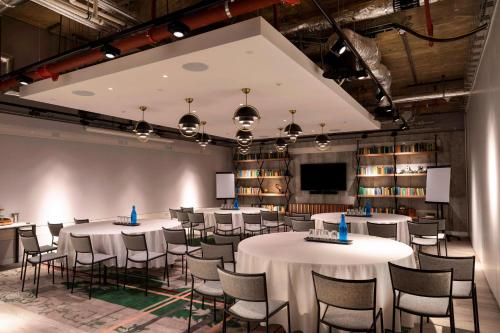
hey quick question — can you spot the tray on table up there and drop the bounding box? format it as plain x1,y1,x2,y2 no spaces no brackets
304,237,353,245
113,222,141,226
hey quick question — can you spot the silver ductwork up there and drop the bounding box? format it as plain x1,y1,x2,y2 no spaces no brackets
392,89,470,104
282,0,443,35
0,0,27,13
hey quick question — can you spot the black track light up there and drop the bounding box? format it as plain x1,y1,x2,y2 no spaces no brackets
331,39,347,57
168,21,190,38
17,75,33,86
393,113,402,123
101,44,121,59
361,133,368,139
376,88,387,103
400,121,409,131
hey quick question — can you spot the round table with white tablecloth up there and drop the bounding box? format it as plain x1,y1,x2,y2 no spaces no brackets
237,232,416,332
57,218,182,268
312,212,412,244
195,206,268,231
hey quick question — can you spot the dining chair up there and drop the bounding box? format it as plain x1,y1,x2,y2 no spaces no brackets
418,252,479,332
284,215,304,231
366,222,397,240
74,218,90,224
261,211,284,232
323,221,352,233
217,267,291,333
242,213,266,237
176,211,192,228
292,219,315,232
19,234,69,298
169,208,180,219
408,221,440,254
162,228,201,286
201,242,235,271
389,262,455,333
290,212,312,220
419,217,448,256
181,207,195,213
213,233,241,253
121,232,167,295
186,255,224,332
19,228,58,280
70,233,118,299
47,223,64,246
214,213,241,235
312,271,383,333
188,212,214,242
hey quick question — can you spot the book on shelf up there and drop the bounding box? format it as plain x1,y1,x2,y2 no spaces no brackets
358,187,425,196
234,151,289,161
357,165,394,176
238,187,260,195
236,169,284,178
358,142,435,155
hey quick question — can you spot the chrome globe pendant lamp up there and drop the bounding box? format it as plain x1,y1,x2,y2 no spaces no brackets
284,109,302,143
196,121,211,148
178,97,200,137
275,127,288,153
315,123,330,151
133,106,154,143
236,129,253,147
233,88,260,131
238,145,250,155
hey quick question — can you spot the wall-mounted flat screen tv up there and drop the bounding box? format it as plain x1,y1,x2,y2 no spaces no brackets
300,163,347,192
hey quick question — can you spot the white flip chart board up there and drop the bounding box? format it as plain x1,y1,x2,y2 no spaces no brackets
216,172,235,199
425,166,451,203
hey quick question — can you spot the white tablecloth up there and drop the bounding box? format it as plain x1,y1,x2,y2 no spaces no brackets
312,212,412,244
58,218,182,268
195,207,268,230
237,232,416,332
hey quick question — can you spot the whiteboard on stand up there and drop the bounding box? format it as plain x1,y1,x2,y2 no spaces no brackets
216,172,235,199
425,166,451,203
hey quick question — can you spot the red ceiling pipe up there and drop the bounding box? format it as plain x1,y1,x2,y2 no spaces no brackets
0,0,300,92
424,0,434,47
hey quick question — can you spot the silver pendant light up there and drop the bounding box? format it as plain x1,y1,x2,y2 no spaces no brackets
315,123,330,151
178,97,200,137
196,120,211,148
238,145,250,155
233,88,260,131
133,106,154,143
275,127,287,153
284,109,302,143
236,129,253,147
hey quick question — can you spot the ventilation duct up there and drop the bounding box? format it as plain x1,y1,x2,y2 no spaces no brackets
0,0,27,13
392,89,470,104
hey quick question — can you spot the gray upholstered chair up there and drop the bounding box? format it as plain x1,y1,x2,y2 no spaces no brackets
70,233,118,299
188,212,214,242
48,223,64,246
213,233,241,253
242,213,266,237
290,212,311,220
408,221,440,254
214,213,241,235
181,207,195,213
261,211,284,232
163,228,201,286
217,268,291,332
74,218,90,224
19,227,58,280
367,222,397,240
389,262,455,333
201,242,235,272
176,211,191,229
169,208,180,219
312,271,383,333
419,217,448,256
186,255,224,332
292,219,315,232
418,252,479,332
284,215,304,231
323,221,351,233
121,232,167,295
19,234,69,298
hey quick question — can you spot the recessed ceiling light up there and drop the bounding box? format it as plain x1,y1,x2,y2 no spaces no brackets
245,50,254,54
283,119,287,122
312,130,315,133
192,110,197,113
108,87,113,91
182,62,209,72
157,88,164,92
276,82,283,86
162,74,168,78
239,103,244,106
72,90,95,96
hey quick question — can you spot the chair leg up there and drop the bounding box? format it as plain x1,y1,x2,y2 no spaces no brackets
420,316,423,333
98,262,102,285
380,309,384,333
213,296,217,322
21,256,28,291
444,236,449,256
65,257,69,288
287,303,291,333
89,263,94,299
222,301,227,333
391,303,396,333
184,255,188,285
52,260,55,284
188,288,194,333
450,301,456,333
71,260,77,293
473,288,480,333
163,254,169,286
20,252,25,280
35,263,41,298
115,257,119,289
60,260,64,278
123,259,128,289
145,261,149,296
247,321,250,333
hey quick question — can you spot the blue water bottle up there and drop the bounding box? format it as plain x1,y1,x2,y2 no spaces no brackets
233,195,239,209
131,205,137,225
364,200,371,216
339,213,348,241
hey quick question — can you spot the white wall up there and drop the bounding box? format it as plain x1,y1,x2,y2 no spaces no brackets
467,3,500,305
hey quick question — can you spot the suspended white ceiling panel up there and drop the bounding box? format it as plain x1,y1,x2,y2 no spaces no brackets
21,17,379,139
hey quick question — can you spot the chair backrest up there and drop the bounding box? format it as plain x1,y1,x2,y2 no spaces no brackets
367,222,397,239
418,252,475,282
20,235,40,253
201,242,235,263
48,223,64,237
18,227,34,237
163,228,187,245
214,213,233,225
188,212,205,224
169,208,179,219
70,233,93,253
389,262,453,297
181,207,194,213
242,213,262,225
176,211,189,222
121,232,147,251
217,268,267,302
312,271,376,310
291,212,311,220
292,219,315,232
213,233,241,251
408,221,438,237
74,218,90,224
323,221,351,232
418,217,446,232
261,211,279,222
187,254,222,281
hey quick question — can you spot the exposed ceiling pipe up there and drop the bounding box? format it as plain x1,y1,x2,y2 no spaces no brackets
0,0,300,92
96,0,140,24
0,0,26,13
282,0,444,35
392,89,470,104
69,0,126,26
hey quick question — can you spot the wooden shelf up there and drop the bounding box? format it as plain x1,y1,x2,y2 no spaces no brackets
238,193,291,197
358,195,425,199
357,174,427,178
357,151,436,157
233,158,290,163
236,176,287,179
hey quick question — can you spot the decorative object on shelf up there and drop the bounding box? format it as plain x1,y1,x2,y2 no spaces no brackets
315,123,330,151
236,129,253,147
275,183,283,194
196,120,211,148
233,88,260,131
275,127,287,153
284,109,302,143
133,106,154,143
178,97,200,137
